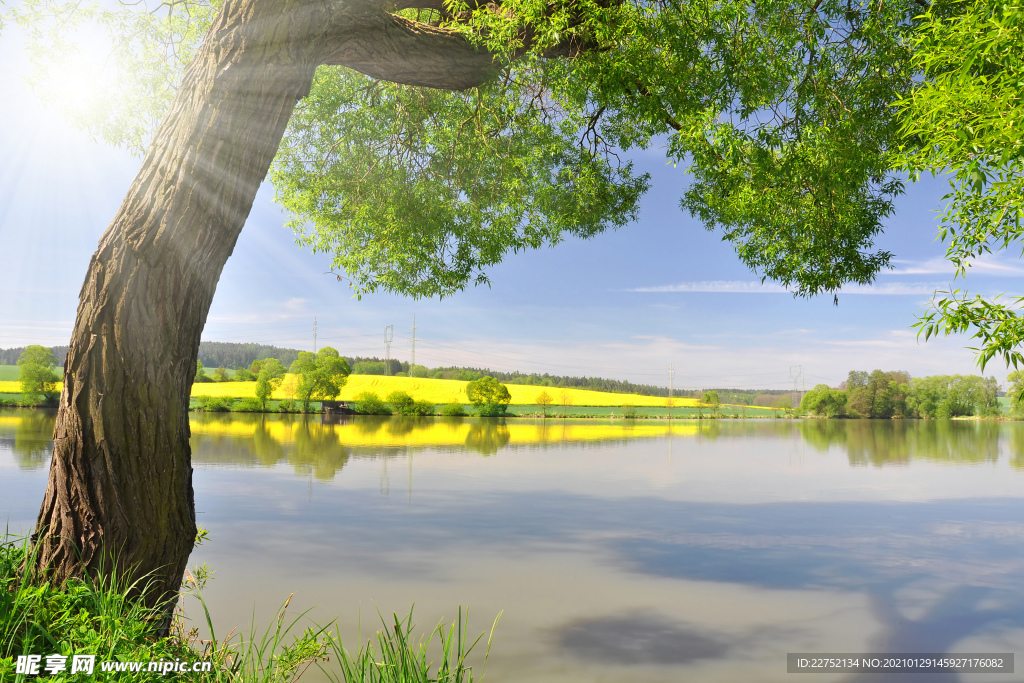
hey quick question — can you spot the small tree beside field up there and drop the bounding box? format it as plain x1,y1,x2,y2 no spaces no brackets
18,346,59,405
255,358,286,411
535,391,552,417
289,347,351,413
467,376,512,417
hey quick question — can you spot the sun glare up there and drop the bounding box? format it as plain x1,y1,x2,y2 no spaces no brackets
32,28,116,124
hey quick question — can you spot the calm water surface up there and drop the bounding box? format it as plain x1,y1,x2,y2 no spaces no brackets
3,410,1024,682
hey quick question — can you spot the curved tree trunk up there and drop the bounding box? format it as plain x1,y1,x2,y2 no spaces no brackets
32,0,329,624
32,0,496,631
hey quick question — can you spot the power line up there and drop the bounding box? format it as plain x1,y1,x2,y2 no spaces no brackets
384,325,393,376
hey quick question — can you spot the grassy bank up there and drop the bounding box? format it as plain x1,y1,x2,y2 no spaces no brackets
1,535,498,682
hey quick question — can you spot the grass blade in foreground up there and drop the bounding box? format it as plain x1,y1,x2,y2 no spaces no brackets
323,606,501,683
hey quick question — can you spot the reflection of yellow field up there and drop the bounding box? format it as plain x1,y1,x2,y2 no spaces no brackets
189,417,699,447
189,375,701,407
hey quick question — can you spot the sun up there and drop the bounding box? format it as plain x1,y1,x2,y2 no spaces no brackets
29,27,116,125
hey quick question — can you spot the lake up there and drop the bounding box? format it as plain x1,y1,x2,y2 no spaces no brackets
2,410,1023,682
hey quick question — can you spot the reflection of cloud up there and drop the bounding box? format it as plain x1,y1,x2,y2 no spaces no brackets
841,586,1024,683
626,281,944,295
557,612,728,665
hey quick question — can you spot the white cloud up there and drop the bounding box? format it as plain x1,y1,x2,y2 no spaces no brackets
626,280,944,295
404,331,992,389
888,255,1024,277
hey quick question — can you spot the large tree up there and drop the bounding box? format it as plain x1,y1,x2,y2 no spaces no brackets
9,0,922,622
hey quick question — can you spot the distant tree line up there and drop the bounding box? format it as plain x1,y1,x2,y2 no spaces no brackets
800,370,1001,419
404,365,679,397
0,346,68,366
188,342,688,396
196,342,302,370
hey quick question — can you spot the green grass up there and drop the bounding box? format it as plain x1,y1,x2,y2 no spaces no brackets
1,535,212,682
1,534,499,682
507,404,781,418
0,366,65,381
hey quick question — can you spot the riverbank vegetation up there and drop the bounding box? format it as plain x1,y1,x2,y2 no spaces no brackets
1,535,498,682
1,345,1017,420
801,370,1003,419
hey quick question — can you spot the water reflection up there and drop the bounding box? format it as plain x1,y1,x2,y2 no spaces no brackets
557,612,729,665
0,410,56,469
800,419,1009,466
5,411,1024,476
842,585,1024,683
3,408,1023,682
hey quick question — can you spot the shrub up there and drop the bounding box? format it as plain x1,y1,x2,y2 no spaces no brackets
235,397,263,412
195,395,232,412
411,400,435,416
438,403,466,417
354,391,392,415
387,391,415,414
621,404,637,419
278,399,297,413
476,403,506,417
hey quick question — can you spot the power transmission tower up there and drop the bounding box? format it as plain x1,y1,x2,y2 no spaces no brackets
789,365,803,413
668,365,675,419
384,325,393,375
313,317,318,353
410,314,417,368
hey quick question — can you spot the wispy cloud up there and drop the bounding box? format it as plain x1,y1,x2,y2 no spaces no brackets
207,298,310,324
626,281,943,295
888,255,1024,276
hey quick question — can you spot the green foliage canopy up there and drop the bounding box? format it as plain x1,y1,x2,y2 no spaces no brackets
846,369,911,419
255,358,286,411
10,0,921,301
800,384,848,417
17,345,59,402
289,347,351,413
25,0,1024,368
909,374,1000,418
898,0,1024,369
466,376,512,416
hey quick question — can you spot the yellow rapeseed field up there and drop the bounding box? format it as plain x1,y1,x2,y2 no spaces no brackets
1,376,775,411
0,381,64,394
188,374,701,407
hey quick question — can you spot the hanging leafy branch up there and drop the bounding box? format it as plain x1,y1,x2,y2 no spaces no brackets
898,0,1024,369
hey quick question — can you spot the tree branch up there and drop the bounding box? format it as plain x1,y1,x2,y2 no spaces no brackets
320,13,498,90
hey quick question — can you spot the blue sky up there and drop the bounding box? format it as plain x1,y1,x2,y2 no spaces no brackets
1,31,1021,391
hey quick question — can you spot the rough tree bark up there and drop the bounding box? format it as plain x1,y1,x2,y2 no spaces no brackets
33,0,495,628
